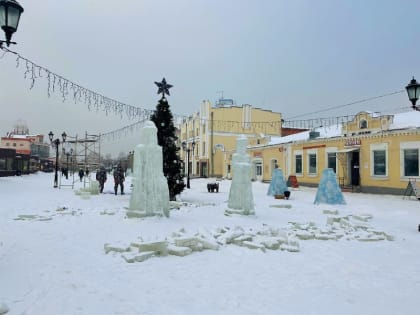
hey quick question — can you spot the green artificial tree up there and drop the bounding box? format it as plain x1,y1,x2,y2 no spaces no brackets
150,78,185,200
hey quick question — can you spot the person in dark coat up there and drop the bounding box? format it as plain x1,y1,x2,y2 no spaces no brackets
96,166,107,193
113,164,125,195
78,169,84,182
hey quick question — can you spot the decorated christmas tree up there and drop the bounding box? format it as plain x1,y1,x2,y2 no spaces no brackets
150,78,185,200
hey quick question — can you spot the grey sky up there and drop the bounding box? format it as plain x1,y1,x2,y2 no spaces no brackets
1,0,419,156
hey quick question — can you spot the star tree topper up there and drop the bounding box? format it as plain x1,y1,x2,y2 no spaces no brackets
155,78,173,98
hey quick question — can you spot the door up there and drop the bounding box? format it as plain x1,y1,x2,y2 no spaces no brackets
253,160,263,182
350,151,360,186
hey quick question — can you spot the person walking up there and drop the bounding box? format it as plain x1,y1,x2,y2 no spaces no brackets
113,164,125,195
78,169,84,182
96,166,107,193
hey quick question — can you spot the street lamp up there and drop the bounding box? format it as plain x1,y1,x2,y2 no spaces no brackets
49,131,67,188
406,77,420,111
182,140,195,189
0,0,24,47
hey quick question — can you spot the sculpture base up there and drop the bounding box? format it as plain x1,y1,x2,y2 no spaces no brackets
126,210,160,218
225,208,255,216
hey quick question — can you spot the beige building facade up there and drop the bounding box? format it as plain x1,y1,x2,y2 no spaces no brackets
247,111,420,195
178,100,282,178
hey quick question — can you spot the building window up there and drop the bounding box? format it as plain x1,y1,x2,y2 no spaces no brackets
327,152,337,173
403,149,419,177
295,154,302,174
373,150,386,175
270,159,278,175
308,153,317,174
360,119,367,129
400,142,420,178
370,143,388,177
12,143,16,147
202,141,206,156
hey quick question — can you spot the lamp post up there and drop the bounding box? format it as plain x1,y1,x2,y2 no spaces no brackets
182,140,195,189
406,77,420,111
49,131,67,188
0,0,24,47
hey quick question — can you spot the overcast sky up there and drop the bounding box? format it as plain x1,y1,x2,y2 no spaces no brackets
1,0,419,156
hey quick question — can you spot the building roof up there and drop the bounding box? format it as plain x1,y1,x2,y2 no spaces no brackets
268,110,420,146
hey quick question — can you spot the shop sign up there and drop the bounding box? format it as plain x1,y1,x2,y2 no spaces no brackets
344,138,361,147
253,151,262,158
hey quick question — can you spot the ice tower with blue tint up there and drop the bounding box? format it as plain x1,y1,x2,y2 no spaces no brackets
314,168,346,205
267,168,288,196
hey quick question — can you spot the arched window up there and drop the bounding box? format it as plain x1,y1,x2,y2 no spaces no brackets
360,119,367,129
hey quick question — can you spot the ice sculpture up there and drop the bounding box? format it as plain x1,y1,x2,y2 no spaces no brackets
267,168,288,197
314,168,346,205
127,121,170,218
226,135,255,215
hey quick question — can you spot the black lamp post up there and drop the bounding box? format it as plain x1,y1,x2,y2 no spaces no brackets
0,0,24,47
182,140,195,189
49,131,67,188
405,77,420,111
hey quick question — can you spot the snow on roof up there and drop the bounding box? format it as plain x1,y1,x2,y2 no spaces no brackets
268,124,342,146
265,110,420,147
390,110,420,130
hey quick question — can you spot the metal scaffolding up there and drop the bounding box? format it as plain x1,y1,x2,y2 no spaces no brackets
59,132,101,189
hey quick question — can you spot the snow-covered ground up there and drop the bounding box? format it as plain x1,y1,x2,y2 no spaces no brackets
1,172,420,315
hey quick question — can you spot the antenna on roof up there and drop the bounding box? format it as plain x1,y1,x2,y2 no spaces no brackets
216,90,224,100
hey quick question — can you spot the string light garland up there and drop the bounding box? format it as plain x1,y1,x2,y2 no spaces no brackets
1,46,408,141
1,45,155,120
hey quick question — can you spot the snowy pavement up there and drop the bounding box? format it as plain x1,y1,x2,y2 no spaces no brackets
1,172,420,315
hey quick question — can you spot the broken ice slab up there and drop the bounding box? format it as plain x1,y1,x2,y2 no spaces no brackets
295,230,315,240
231,234,253,245
279,243,300,252
195,237,219,250
314,233,337,241
167,245,193,257
269,204,292,209
130,241,168,256
326,216,342,225
122,251,155,263
323,209,339,215
258,237,282,250
218,230,244,245
104,243,131,254
174,237,204,252
100,210,115,215
14,214,38,220
368,230,394,241
352,214,373,222
241,241,266,252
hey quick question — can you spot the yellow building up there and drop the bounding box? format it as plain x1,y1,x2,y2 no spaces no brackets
178,99,282,178
247,110,420,195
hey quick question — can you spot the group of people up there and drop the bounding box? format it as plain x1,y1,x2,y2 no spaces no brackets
95,164,125,195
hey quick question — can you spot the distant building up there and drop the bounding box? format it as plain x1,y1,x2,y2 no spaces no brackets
178,100,282,178
0,131,50,175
